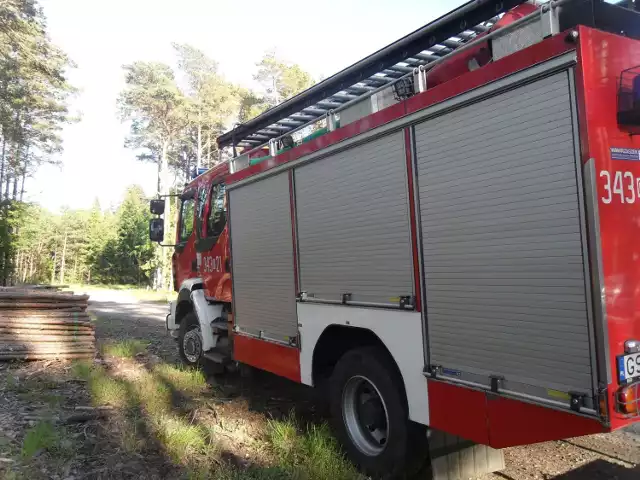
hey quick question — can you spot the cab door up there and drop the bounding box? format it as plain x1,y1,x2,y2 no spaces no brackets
173,190,198,289
195,181,231,301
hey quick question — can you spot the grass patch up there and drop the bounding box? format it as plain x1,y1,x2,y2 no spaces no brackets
135,372,173,414
72,361,131,408
73,356,358,480
21,421,73,459
153,363,207,397
152,414,209,462
90,374,130,408
266,414,362,480
100,339,149,358
71,360,93,380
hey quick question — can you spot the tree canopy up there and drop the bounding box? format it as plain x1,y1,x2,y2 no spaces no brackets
11,186,156,286
117,47,315,289
0,0,76,203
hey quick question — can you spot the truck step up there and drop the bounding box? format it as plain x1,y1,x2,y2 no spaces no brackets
204,349,231,364
210,319,229,333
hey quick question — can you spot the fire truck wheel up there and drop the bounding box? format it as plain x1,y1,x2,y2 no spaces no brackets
329,346,427,479
178,312,203,367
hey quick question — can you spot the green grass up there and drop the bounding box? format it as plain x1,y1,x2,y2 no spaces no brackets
153,363,207,397
71,360,93,379
135,372,173,414
73,361,131,408
21,421,72,459
72,358,359,480
71,359,210,468
266,414,362,480
152,415,209,462
100,339,149,358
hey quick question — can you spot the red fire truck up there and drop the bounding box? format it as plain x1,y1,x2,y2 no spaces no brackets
149,0,640,477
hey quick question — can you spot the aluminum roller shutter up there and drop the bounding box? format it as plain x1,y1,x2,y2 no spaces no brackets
229,172,297,340
415,71,594,398
295,132,414,305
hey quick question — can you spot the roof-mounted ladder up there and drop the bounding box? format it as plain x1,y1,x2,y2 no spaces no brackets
219,0,640,170
218,0,533,154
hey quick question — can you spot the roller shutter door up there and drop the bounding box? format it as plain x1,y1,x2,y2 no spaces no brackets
229,172,297,340
295,132,414,305
415,71,594,398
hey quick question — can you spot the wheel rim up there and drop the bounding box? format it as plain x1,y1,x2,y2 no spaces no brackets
342,375,389,456
183,327,202,363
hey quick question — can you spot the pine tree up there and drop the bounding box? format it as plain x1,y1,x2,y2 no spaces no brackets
118,62,186,289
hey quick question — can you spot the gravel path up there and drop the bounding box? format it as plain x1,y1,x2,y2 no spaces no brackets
89,295,178,363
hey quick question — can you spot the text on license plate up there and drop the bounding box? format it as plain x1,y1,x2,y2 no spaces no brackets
618,352,640,383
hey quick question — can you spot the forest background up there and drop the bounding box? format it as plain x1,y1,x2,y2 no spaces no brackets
0,0,315,288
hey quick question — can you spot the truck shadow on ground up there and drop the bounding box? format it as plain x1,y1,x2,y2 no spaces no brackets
549,459,640,479
79,300,354,478
90,299,323,422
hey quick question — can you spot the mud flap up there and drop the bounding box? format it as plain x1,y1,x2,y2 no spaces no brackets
190,289,223,351
428,429,505,480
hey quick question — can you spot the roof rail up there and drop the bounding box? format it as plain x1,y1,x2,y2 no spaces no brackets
217,0,528,150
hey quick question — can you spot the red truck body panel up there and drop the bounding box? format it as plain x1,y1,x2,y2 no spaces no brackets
576,26,640,430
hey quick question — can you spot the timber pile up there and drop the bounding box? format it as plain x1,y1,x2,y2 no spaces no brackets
0,290,94,361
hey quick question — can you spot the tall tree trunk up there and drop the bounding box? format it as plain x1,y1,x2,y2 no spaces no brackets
0,137,6,200
207,129,211,167
28,252,34,281
59,231,67,284
21,252,28,283
21,254,26,283
197,118,202,171
184,150,191,182
19,147,28,201
19,170,25,202
160,139,171,290
51,250,57,285
11,175,18,201
15,251,21,284
157,162,161,195
4,174,10,201
11,144,21,200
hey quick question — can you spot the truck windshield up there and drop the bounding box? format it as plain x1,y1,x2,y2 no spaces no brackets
206,183,226,238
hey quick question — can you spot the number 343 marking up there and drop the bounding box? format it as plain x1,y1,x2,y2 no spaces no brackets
600,170,640,204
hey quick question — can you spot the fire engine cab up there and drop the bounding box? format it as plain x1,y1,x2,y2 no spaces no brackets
149,0,640,477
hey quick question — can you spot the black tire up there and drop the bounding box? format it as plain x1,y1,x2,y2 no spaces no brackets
329,346,427,479
178,312,203,367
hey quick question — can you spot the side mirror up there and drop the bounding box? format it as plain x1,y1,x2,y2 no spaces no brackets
149,218,165,243
150,199,165,215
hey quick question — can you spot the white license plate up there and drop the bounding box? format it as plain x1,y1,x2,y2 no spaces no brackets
618,352,640,383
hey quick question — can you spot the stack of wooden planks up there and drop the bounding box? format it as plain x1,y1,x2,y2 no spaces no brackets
0,289,94,361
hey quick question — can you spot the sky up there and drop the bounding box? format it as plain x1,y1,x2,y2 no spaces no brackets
30,0,466,211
